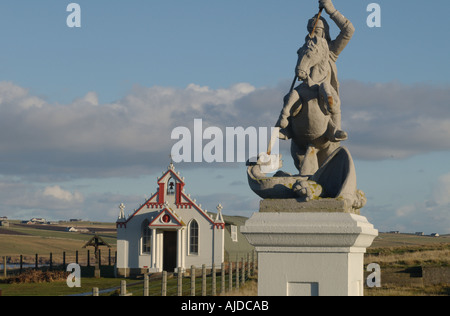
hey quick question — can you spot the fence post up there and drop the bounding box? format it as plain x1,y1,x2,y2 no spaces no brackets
87,250,90,267
221,263,225,295
201,264,206,296
92,287,99,296
120,280,127,296
2,256,6,278
76,251,79,265
49,253,53,270
241,257,246,286
98,249,102,267
20,255,23,273
177,267,183,296
162,271,167,296
228,262,233,292
190,265,196,296
35,254,38,269
212,263,216,296
235,260,240,291
247,253,251,277
108,249,111,266
144,273,149,297
63,252,66,269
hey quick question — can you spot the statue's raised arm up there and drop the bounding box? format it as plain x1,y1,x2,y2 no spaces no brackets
319,0,355,62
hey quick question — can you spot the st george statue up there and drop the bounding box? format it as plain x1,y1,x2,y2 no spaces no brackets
247,0,367,211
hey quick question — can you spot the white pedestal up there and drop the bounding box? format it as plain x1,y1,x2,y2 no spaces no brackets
241,206,378,296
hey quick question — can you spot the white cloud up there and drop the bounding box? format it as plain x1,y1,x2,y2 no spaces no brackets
0,79,449,180
341,81,450,160
380,173,450,234
71,91,99,107
429,173,450,206
395,204,416,217
0,180,85,220
0,82,45,109
43,185,83,203
0,80,279,178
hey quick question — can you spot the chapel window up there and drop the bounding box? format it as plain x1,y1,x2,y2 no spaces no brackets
141,220,151,255
189,220,199,255
231,225,238,242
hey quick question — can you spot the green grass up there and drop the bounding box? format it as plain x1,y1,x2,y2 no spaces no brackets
2,225,449,296
0,223,117,259
370,233,450,248
0,278,123,296
0,265,243,297
4,224,116,244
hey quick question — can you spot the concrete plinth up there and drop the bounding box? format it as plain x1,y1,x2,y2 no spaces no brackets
241,199,378,296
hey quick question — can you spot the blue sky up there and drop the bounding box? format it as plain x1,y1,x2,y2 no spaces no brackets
0,0,449,234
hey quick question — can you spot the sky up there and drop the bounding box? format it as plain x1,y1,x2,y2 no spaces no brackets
0,0,449,234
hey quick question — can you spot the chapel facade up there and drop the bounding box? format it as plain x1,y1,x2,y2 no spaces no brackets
116,163,225,277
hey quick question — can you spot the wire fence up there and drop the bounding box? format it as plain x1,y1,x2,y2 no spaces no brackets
1,250,116,276
1,252,257,296
92,258,257,297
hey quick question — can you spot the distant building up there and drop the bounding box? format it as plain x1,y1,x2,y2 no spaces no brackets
0,220,9,227
116,163,225,277
30,218,46,224
66,227,89,233
70,219,82,222
415,232,424,236
0,216,7,221
389,231,400,234
430,233,440,237
223,216,255,261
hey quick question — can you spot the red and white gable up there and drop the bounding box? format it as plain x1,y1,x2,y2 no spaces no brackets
148,204,185,229
116,163,225,229
145,163,187,208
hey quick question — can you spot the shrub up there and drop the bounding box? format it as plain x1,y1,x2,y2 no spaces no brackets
7,269,69,284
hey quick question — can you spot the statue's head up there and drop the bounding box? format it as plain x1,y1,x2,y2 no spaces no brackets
307,15,331,42
296,35,330,81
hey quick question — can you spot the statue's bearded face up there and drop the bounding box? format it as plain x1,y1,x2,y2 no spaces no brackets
312,27,324,38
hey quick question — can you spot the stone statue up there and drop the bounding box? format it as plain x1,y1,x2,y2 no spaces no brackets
247,0,366,212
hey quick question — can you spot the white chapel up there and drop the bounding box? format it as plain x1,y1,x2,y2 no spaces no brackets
116,162,225,276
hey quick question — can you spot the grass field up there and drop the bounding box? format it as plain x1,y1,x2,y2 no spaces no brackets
2,222,448,256
1,222,449,296
0,221,117,257
370,233,450,249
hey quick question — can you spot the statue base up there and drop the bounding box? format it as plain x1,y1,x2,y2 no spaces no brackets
259,198,360,214
241,199,378,296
